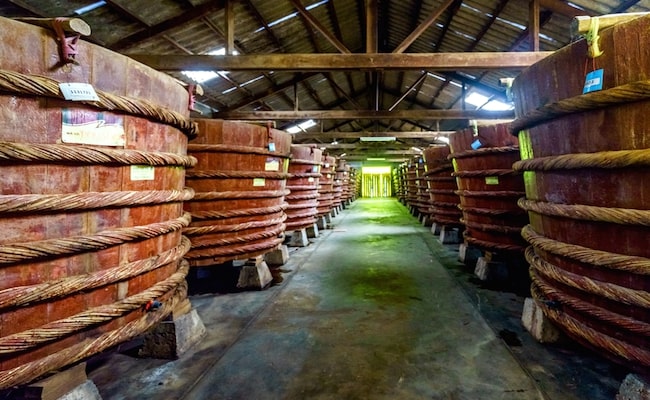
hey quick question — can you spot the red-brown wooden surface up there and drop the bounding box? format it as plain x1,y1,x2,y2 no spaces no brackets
317,155,336,216
286,145,322,231
512,15,650,372
185,120,291,266
449,124,528,253
423,146,462,226
0,17,190,388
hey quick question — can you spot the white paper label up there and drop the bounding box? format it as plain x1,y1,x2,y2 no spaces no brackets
61,109,125,146
130,165,155,181
308,177,315,182
265,159,280,171
253,178,266,187
312,165,320,173
59,83,100,101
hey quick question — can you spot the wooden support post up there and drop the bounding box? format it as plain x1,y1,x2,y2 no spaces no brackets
529,0,540,51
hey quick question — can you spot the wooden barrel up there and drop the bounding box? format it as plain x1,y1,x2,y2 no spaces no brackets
285,145,322,231
423,146,462,226
511,15,650,372
405,162,419,208
395,164,407,202
449,124,528,253
415,157,431,215
332,158,344,207
336,159,351,203
0,17,195,389
317,155,336,216
184,120,291,266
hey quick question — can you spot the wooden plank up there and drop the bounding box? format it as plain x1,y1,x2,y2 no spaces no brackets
214,109,514,120
225,0,235,55
289,0,350,53
393,0,456,54
131,51,552,71
365,0,378,53
529,0,540,52
571,13,650,37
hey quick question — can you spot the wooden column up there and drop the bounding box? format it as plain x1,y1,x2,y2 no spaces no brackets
529,0,540,51
226,0,235,55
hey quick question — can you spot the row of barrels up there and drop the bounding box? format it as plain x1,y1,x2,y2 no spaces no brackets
0,17,353,390
397,14,650,377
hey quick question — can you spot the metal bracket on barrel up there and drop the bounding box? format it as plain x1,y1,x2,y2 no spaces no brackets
51,17,91,65
186,83,204,112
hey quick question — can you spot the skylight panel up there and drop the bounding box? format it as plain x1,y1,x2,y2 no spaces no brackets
254,0,329,33
74,1,106,15
181,48,239,84
286,119,317,134
465,92,512,111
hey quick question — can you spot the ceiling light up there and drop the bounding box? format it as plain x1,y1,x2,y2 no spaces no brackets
366,157,386,161
411,147,423,152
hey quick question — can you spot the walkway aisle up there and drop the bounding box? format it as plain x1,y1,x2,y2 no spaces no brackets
183,198,543,399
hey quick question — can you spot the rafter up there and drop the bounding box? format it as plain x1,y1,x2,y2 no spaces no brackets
109,1,225,50
292,131,455,140
393,0,456,54
289,0,350,53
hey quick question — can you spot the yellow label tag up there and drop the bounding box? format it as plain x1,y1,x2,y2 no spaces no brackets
485,176,499,185
130,165,155,181
253,178,266,187
265,159,279,171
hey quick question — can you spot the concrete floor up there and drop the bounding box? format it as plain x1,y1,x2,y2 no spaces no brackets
88,198,622,399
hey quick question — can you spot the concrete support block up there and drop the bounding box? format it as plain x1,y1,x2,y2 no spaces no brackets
474,256,509,282
439,227,461,244
265,245,289,266
287,229,309,247
421,215,432,227
521,297,561,344
324,212,332,223
140,308,207,359
306,223,319,238
236,256,273,290
430,222,441,235
316,215,328,230
459,242,482,267
10,363,102,400
617,374,650,400
331,207,338,218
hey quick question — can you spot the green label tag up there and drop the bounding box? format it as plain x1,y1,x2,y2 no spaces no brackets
485,176,499,185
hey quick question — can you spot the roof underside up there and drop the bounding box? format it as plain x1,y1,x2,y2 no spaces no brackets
2,0,649,161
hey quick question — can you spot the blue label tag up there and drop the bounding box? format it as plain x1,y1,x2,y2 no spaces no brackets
583,69,604,94
471,139,482,150
268,143,276,152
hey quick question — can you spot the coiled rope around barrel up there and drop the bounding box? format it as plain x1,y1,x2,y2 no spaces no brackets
0,236,190,311
190,204,288,221
0,69,197,138
462,220,523,234
449,146,519,160
530,278,650,367
188,144,290,158
0,212,191,264
511,79,650,133
526,247,650,308
0,248,191,353
463,231,526,253
521,225,650,276
188,225,285,249
0,262,188,390
183,214,287,236
452,169,521,178
424,164,453,176
192,189,290,201
0,141,197,167
518,198,650,226
0,189,194,214
186,170,291,180
513,148,650,171
530,267,650,337
187,237,284,260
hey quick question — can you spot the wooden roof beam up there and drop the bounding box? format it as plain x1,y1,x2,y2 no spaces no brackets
109,1,226,50
131,52,552,71
539,0,595,17
288,0,351,53
289,131,455,139
213,109,514,120
393,0,456,54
